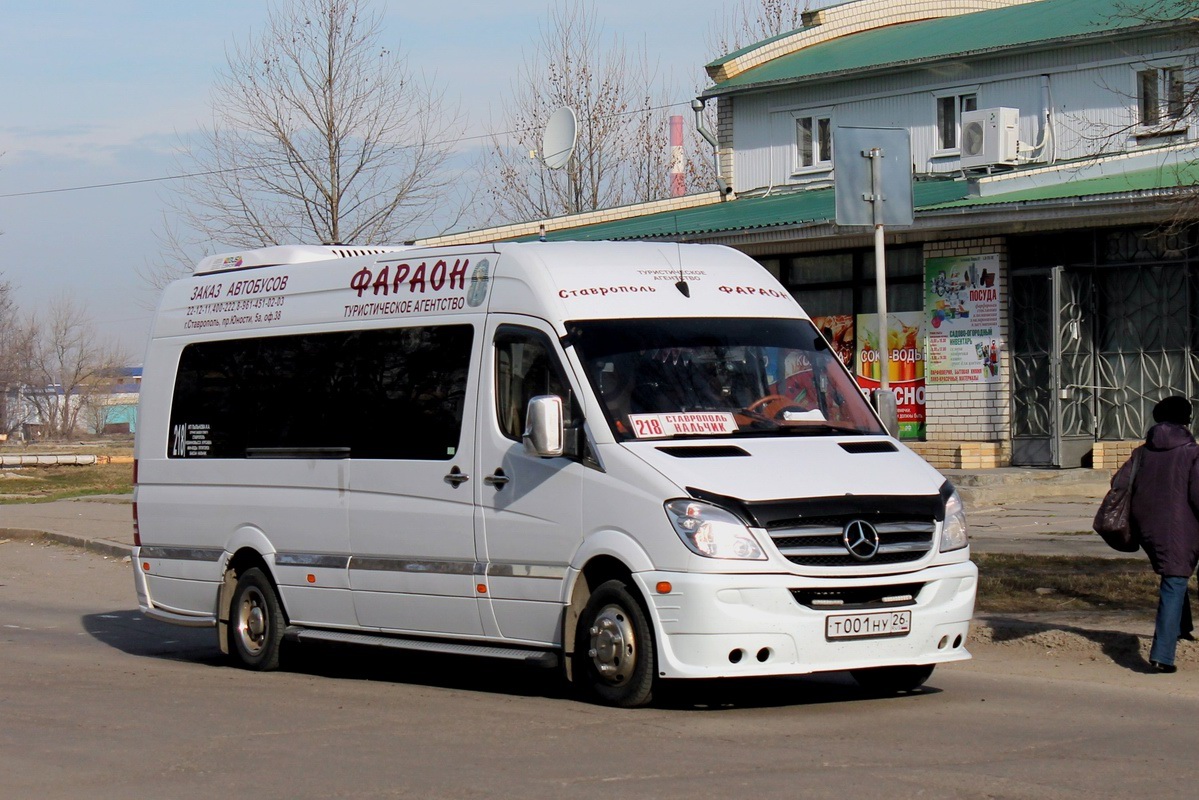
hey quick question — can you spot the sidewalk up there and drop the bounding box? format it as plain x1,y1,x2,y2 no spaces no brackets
0,496,134,559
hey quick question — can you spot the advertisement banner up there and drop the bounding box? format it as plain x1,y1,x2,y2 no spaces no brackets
925,254,1001,384
811,314,855,368
855,311,926,439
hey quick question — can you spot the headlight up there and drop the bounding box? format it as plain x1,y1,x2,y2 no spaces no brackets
939,483,969,552
665,500,766,560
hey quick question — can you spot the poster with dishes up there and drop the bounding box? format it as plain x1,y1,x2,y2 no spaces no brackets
855,312,926,439
924,254,1001,384
810,314,854,368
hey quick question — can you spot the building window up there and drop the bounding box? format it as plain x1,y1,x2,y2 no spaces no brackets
795,113,832,169
937,93,977,150
1138,67,1185,127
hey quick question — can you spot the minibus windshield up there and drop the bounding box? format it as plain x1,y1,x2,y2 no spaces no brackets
567,317,885,441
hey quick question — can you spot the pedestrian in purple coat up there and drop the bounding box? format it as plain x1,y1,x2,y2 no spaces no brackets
1126,395,1199,672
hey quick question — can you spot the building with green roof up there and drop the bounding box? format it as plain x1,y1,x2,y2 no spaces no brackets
421,0,1199,468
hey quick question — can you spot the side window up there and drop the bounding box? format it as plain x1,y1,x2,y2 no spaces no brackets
169,325,473,460
1138,66,1185,127
494,327,578,443
936,92,977,150
794,111,832,170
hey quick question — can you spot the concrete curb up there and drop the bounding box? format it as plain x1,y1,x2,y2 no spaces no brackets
1,527,132,560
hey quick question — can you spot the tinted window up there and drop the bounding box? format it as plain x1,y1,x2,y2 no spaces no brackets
169,325,473,460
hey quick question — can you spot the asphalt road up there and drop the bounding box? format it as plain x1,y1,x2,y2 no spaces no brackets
2,539,1197,800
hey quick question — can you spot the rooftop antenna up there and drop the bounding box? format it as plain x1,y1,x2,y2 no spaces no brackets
541,107,579,214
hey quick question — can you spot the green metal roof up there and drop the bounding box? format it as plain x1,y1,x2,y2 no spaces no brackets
516,180,971,243
513,159,1196,243
707,0,1187,95
923,161,1199,209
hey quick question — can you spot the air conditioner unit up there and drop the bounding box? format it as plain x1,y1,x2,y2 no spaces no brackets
960,107,1019,169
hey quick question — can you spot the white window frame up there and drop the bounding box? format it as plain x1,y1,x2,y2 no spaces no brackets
791,108,833,174
1136,64,1188,133
933,88,979,155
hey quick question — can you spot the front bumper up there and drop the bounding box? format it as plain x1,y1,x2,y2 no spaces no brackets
633,559,977,679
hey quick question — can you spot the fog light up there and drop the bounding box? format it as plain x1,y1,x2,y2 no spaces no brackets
938,636,949,649
953,635,963,648
729,649,744,664
756,648,770,662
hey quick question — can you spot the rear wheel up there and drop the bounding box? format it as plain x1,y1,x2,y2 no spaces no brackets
850,664,935,694
573,580,656,707
228,567,285,671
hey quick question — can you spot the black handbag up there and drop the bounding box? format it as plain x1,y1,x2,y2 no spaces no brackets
1092,449,1142,553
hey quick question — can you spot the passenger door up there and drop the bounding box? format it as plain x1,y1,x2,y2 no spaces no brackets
347,322,485,636
475,319,586,644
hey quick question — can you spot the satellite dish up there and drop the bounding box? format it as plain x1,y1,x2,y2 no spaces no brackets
541,107,577,170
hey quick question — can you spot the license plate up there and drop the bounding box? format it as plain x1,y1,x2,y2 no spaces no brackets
826,610,912,640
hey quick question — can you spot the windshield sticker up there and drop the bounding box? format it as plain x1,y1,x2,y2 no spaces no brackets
171,423,212,458
627,412,737,439
782,409,826,422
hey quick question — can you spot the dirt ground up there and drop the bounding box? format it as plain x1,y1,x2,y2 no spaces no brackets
964,613,1199,699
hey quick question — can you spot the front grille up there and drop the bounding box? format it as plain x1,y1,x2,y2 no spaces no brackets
769,520,936,567
791,582,925,610
685,490,944,571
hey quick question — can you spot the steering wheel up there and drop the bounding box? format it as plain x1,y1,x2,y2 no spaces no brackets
746,393,797,421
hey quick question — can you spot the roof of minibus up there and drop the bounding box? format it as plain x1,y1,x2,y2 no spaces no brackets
153,241,806,340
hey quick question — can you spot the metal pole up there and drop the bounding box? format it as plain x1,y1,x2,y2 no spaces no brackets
870,148,890,392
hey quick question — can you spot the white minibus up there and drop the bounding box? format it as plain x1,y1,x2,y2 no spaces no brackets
133,241,976,707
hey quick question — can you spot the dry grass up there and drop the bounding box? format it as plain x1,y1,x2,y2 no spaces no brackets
975,553,1195,613
0,462,133,503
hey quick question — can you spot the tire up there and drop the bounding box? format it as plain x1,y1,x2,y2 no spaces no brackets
573,580,656,708
850,664,935,694
228,567,285,671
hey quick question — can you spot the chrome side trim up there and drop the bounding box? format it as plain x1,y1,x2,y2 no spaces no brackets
486,563,568,580
275,553,350,569
342,557,567,579
138,546,225,562
349,557,476,575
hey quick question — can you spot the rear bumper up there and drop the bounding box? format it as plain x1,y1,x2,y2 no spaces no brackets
131,546,217,627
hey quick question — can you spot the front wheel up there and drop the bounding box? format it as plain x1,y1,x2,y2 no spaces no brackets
228,567,285,671
850,664,935,694
573,580,656,707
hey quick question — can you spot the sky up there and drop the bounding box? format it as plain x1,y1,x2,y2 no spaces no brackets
0,0,740,358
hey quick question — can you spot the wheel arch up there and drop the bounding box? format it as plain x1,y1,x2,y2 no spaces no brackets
562,529,656,682
217,545,286,655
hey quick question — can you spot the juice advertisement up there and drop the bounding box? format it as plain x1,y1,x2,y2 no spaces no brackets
855,311,926,439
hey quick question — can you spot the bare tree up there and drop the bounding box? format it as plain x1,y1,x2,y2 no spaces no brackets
151,0,464,287
0,277,24,436
707,0,810,60
1075,2,1199,231
17,296,128,439
481,0,712,224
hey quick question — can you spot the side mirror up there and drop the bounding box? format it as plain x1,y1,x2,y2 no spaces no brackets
523,395,564,457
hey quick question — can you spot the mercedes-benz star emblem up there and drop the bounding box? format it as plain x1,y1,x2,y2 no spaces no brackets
842,520,881,561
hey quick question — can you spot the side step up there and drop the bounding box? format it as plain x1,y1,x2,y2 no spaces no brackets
287,627,559,668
